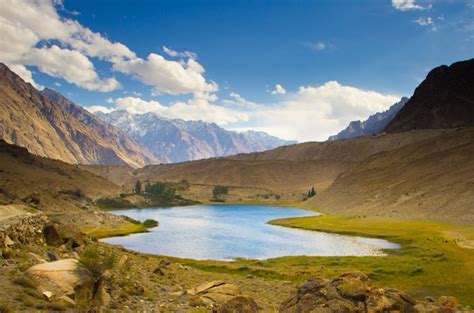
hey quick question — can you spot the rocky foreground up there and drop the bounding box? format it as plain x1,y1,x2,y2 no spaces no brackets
1,211,472,312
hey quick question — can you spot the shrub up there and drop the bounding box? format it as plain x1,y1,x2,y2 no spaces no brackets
0,301,12,313
12,276,37,289
79,247,116,284
142,219,159,228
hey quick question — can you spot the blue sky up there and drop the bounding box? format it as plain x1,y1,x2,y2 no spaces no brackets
1,0,473,141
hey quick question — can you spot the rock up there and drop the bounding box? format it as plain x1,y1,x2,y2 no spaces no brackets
4,235,14,246
43,223,62,247
42,291,53,300
153,267,165,276
116,255,129,269
437,296,459,308
188,281,243,307
218,296,259,313
159,259,171,268
59,224,86,248
47,251,59,261
92,280,110,307
280,273,415,313
55,295,76,308
26,259,92,296
29,252,47,263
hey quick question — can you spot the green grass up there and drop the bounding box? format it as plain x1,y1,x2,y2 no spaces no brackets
82,223,148,239
181,213,474,305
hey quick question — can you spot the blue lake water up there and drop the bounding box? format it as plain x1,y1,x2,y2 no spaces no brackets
102,204,400,260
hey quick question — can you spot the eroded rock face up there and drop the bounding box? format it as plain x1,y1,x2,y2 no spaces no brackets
280,272,470,313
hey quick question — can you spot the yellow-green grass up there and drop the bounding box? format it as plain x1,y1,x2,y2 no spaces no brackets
181,214,474,305
82,223,148,239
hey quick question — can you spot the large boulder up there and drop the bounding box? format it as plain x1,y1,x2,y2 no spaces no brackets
43,223,63,247
280,272,470,313
218,296,259,313
26,259,92,297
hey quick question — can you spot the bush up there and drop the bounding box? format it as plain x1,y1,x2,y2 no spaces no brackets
12,276,37,289
95,197,136,209
212,185,229,200
0,301,12,313
79,248,116,284
142,219,159,228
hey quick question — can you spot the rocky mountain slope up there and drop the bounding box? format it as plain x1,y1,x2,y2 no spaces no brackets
0,139,119,213
0,63,159,167
94,110,296,163
384,58,474,133
328,97,408,141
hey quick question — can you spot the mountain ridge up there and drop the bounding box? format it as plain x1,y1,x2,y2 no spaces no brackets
328,97,408,141
95,110,296,163
0,63,159,168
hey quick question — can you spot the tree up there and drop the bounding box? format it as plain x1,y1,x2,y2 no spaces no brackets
134,180,142,194
212,185,229,199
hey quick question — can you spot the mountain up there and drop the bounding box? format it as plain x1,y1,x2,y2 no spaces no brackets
384,59,474,133
328,97,408,141
95,110,296,163
0,63,159,168
0,138,119,212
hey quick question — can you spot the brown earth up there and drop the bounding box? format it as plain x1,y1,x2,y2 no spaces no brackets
0,139,119,213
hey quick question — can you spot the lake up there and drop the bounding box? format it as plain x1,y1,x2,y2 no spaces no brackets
102,204,400,260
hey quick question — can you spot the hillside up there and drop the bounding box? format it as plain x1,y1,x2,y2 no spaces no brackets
0,63,159,167
384,59,474,132
95,110,296,163
306,127,474,224
328,97,408,141
0,139,120,213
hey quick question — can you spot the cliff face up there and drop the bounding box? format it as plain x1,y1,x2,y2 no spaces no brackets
384,59,474,133
0,63,159,167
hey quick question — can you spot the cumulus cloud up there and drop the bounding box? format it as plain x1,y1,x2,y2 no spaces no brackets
222,92,257,109
231,81,400,142
113,53,218,96
0,0,128,91
271,84,286,95
391,0,426,11
414,17,433,26
0,0,215,95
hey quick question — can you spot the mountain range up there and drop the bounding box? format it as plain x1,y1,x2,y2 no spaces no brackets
0,63,159,168
328,97,409,141
0,63,294,167
94,110,296,163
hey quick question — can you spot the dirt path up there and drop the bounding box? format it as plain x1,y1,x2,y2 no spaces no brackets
0,204,31,223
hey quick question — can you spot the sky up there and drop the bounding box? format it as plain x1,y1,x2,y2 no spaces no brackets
0,0,473,142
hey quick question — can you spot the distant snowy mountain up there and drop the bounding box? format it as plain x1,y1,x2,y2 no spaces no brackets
328,97,409,141
95,110,296,163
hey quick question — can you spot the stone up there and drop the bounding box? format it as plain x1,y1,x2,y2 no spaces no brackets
116,255,129,269
59,224,86,248
153,267,165,276
26,259,92,296
188,281,243,307
43,224,63,247
159,259,171,268
218,296,259,313
29,252,47,263
55,295,76,308
437,296,459,308
42,291,54,300
47,251,59,261
4,235,14,246
280,273,417,313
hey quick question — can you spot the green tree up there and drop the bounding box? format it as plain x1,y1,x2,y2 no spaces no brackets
134,180,142,194
213,185,229,199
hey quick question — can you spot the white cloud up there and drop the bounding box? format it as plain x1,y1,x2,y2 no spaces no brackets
271,84,286,95
391,0,425,11
0,0,125,91
86,105,115,114
232,81,400,142
222,92,257,109
111,95,247,125
7,64,43,90
0,0,215,96
163,46,197,59
414,17,433,26
113,53,218,96
106,98,114,104
25,45,121,91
